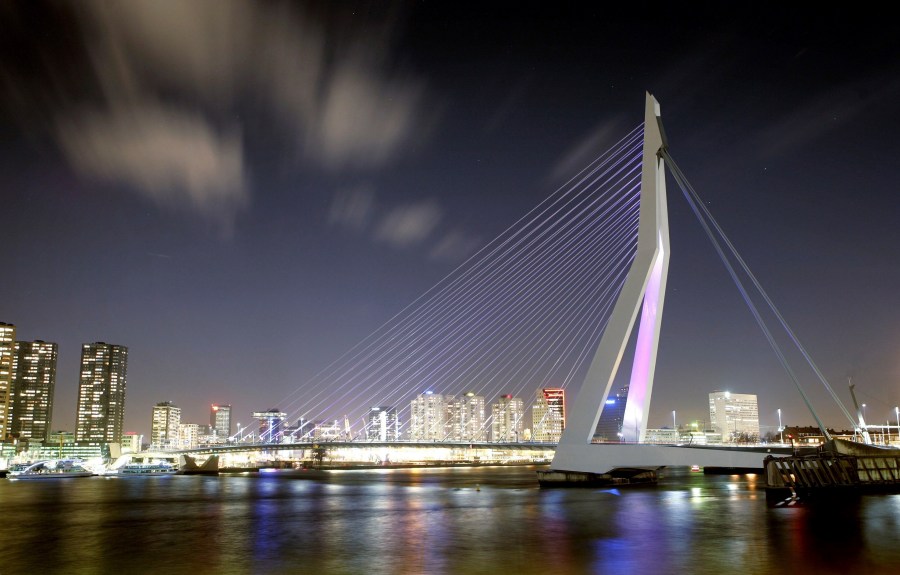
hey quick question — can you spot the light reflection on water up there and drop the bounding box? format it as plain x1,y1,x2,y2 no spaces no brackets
1,466,899,574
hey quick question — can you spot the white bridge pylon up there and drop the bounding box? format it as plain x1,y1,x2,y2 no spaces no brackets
552,93,780,473
556,92,669,448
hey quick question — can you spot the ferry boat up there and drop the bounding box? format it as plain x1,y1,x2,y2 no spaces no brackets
117,462,177,476
7,459,94,480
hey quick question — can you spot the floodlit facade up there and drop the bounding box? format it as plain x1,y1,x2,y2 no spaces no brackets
491,395,524,442
121,431,143,453
532,388,565,442
179,423,200,450
151,401,181,450
0,322,16,439
447,392,486,441
10,340,58,442
709,391,760,443
210,403,232,439
409,392,447,441
367,406,399,441
75,342,128,443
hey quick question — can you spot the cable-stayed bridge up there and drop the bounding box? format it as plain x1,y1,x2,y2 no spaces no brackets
179,93,859,473
273,112,647,450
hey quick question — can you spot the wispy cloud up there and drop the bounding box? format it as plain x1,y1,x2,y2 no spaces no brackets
753,79,900,158
58,102,247,232
328,186,376,232
375,200,442,248
483,76,533,135
2,1,434,232
546,119,625,183
429,230,483,261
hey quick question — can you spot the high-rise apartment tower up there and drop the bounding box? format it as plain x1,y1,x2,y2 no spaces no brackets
0,322,16,439
10,340,58,442
75,342,128,443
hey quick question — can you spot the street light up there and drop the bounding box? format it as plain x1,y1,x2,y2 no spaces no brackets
672,410,676,430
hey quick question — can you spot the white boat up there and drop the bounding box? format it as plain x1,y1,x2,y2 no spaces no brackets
8,459,94,480
116,462,177,476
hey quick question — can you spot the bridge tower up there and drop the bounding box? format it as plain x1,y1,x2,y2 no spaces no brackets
551,93,670,472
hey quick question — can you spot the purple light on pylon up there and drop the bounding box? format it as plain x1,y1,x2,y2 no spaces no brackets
622,240,665,443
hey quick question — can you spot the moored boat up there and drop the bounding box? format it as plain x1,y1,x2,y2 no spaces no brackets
8,459,94,480
116,462,177,476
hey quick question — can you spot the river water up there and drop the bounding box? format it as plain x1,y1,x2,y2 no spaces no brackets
1,465,899,574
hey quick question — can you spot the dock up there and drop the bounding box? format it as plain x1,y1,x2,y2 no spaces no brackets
764,439,900,504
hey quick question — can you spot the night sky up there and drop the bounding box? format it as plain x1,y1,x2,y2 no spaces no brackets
2,2,898,439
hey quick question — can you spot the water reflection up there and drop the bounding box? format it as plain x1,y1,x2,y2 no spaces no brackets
1,467,899,574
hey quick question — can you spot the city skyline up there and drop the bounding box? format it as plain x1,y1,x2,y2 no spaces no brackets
0,323,871,446
2,4,899,439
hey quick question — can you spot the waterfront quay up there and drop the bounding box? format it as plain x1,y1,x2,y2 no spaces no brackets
180,440,556,470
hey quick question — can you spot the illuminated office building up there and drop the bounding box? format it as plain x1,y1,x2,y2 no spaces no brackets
179,422,200,450
532,388,565,442
10,340,58,442
709,390,759,442
367,406,399,441
75,342,128,443
491,394,524,442
254,409,287,443
210,403,232,439
0,322,16,439
151,401,181,450
595,385,628,441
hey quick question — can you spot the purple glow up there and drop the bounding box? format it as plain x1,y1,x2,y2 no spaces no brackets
622,247,665,442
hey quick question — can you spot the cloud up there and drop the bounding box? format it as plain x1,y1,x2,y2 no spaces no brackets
79,0,431,171
58,102,247,230
546,120,624,183
429,230,483,261
1,1,433,231
375,200,442,248
328,186,375,232
310,58,426,169
753,79,900,158
483,76,534,135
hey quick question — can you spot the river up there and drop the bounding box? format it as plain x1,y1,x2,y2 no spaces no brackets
1,465,899,574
